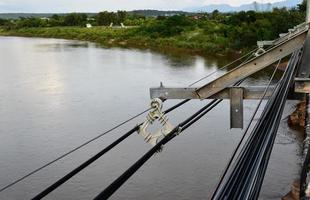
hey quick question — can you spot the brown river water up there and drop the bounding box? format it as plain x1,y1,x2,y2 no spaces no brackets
0,36,304,200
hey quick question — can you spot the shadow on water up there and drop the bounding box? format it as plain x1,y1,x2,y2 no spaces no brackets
35,41,91,52
91,40,235,69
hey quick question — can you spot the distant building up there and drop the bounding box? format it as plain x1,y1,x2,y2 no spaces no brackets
40,17,50,21
86,23,92,28
191,14,204,20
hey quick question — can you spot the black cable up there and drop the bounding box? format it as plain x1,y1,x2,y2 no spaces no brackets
211,50,301,200
91,46,283,200
32,125,139,200
1,47,258,195
211,59,281,198
30,98,193,199
181,100,222,131
163,99,190,114
93,99,221,200
230,52,299,199
0,108,150,194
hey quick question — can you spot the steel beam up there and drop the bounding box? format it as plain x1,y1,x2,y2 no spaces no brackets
195,30,307,99
150,86,275,100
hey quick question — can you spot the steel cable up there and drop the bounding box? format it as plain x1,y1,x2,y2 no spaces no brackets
93,99,222,200
0,47,259,195
30,98,193,199
33,53,256,199
0,108,151,193
211,50,302,200
211,58,282,198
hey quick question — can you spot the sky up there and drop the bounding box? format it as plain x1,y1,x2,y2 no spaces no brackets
0,0,285,13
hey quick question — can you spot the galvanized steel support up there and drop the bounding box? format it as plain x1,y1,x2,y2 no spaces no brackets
150,86,275,100
195,31,307,99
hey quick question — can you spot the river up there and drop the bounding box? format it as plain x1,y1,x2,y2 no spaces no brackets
0,36,303,200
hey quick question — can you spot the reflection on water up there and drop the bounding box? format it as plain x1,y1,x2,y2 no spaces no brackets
0,36,302,200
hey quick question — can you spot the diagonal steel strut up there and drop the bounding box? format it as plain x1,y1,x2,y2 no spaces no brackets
195,30,308,99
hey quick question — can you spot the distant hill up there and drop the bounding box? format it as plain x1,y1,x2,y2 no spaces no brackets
0,10,190,19
185,0,302,12
130,10,189,17
0,13,97,19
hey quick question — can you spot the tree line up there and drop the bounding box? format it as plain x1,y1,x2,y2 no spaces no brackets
0,0,307,50
0,11,146,28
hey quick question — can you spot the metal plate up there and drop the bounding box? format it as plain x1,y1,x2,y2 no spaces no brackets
230,87,244,129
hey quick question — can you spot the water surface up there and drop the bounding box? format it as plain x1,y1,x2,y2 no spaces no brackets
0,37,302,200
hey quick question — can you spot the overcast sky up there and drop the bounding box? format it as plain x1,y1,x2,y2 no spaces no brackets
0,0,284,13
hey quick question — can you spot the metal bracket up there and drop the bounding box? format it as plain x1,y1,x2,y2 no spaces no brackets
138,98,174,146
230,87,244,129
195,29,307,100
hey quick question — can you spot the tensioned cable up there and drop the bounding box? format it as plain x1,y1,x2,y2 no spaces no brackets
166,48,257,112
0,47,259,194
188,48,258,87
0,96,192,194
92,79,246,200
31,99,192,200
0,108,151,193
93,99,222,200
91,46,280,199
211,58,282,198
30,51,258,199
211,50,301,199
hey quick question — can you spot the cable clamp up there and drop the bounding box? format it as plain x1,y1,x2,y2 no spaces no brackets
254,47,266,57
138,98,174,146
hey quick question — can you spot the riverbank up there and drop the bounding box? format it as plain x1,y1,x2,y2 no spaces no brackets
0,26,247,56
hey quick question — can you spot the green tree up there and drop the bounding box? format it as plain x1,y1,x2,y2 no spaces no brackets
298,0,307,13
63,13,87,26
117,11,127,23
97,11,117,26
0,18,8,26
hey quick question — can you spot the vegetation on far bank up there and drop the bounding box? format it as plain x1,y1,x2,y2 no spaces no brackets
0,0,307,54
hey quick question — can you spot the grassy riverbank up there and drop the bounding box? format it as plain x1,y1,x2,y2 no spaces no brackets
0,4,306,55
0,26,241,54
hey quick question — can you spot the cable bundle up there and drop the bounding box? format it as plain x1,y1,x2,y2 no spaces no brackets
211,50,302,200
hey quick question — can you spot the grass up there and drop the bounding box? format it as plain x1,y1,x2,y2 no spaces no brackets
0,26,243,55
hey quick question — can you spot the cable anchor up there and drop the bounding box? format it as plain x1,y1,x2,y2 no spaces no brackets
138,98,173,146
